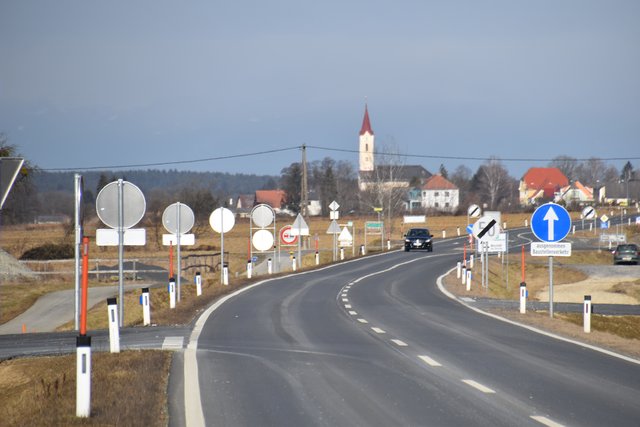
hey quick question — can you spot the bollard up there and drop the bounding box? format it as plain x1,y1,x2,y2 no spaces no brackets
469,254,474,269
525,219,528,227
222,264,229,285
76,335,91,418
466,270,472,291
315,252,319,265
141,287,151,326
267,259,273,274
584,295,592,333
292,256,297,271
340,247,345,260
247,260,252,279
442,230,446,239
461,266,467,285
195,272,202,296
169,277,176,309
520,282,527,314
457,227,461,236
107,298,120,353
456,262,461,279
387,240,391,250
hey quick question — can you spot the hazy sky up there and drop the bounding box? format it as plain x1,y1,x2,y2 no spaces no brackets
1,1,639,178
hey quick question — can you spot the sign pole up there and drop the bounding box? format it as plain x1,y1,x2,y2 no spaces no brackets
74,174,83,331
549,256,554,318
117,179,124,327
177,203,182,302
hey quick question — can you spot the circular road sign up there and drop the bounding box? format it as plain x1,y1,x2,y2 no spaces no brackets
162,202,195,234
280,225,298,245
251,204,275,228
467,204,481,218
96,180,146,229
472,215,502,241
581,206,596,220
530,203,571,243
253,229,275,251
209,207,235,233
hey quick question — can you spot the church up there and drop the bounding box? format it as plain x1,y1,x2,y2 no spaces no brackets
357,105,432,191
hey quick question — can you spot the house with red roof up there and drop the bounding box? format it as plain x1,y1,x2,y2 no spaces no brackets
555,181,594,206
519,167,569,206
421,175,459,212
254,190,293,215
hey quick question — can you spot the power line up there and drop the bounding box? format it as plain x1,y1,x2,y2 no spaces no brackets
40,146,302,172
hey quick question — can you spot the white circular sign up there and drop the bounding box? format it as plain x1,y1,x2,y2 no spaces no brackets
96,180,146,229
253,229,274,251
581,206,596,220
251,204,275,228
209,208,235,233
280,225,298,245
162,202,195,234
467,204,481,218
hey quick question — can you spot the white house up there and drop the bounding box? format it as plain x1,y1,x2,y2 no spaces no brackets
421,175,459,212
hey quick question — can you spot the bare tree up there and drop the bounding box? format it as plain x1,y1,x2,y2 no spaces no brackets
575,158,610,187
472,157,512,210
548,155,579,181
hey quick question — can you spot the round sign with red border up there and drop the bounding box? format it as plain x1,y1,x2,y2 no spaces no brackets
280,225,298,245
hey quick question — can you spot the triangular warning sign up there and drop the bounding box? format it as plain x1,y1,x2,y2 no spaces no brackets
290,213,310,236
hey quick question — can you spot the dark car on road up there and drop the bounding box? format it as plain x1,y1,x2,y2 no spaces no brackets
404,228,433,252
613,244,639,265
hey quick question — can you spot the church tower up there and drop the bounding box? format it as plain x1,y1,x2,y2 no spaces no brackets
359,105,374,173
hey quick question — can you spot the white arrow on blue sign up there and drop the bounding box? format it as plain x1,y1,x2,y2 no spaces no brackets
531,203,571,243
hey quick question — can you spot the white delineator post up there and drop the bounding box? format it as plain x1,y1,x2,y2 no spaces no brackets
222,264,229,285
520,282,527,314
466,270,472,291
107,298,120,353
292,256,297,271
169,277,176,309
584,295,592,333
315,252,319,265
247,260,252,279
469,254,474,269
195,272,202,296
387,240,391,250
267,259,273,274
340,248,345,260
141,287,151,326
76,335,91,418
456,262,461,279
461,266,467,285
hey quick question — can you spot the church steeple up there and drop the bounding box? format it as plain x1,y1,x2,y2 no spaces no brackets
358,104,375,173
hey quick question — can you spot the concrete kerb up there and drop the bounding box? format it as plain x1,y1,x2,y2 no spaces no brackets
436,266,640,366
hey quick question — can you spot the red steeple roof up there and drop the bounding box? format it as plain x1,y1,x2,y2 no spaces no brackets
359,105,374,136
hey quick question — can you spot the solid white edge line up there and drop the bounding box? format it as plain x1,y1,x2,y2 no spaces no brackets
530,415,565,427
184,249,412,427
418,354,442,367
462,379,496,394
436,267,640,366
391,339,408,347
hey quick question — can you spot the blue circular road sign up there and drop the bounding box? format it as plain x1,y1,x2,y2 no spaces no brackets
530,203,571,242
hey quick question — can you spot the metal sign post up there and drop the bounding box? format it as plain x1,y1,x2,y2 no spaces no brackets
74,174,84,331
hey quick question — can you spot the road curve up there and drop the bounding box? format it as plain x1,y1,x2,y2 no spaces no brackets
187,236,640,426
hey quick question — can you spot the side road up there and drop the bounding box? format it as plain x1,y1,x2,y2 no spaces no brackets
0,284,151,334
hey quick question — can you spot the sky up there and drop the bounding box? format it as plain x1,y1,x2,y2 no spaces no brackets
1,1,639,179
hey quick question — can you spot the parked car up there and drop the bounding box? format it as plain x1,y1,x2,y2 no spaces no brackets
404,228,433,252
613,244,639,265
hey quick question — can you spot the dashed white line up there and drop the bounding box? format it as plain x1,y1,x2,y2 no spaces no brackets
530,415,564,427
418,355,442,367
371,327,386,334
348,311,358,315
342,298,348,302
357,318,369,324
462,379,495,394
344,304,352,309
391,339,408,347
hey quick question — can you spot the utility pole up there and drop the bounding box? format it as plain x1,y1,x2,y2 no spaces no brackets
301,144,308,217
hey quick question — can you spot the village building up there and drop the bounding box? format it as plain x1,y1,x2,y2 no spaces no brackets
519,167,569,206
421,174,459,212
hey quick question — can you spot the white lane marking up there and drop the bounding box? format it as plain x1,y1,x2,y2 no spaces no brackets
371,327,386,334
344,304,352,309
348,311,358,315
462,379,495,394
162,336,184,350
342,298,348,302
357,318,369,324
460,297,475,302
418,355,442,367
391,339,408,347
530,415,565,427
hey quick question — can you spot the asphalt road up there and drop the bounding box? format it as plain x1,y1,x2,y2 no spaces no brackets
187,235,640,427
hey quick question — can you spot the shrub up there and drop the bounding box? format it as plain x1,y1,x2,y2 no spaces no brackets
20,243,74,260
